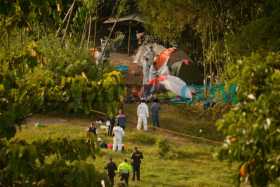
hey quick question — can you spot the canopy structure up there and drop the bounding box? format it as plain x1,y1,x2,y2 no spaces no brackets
104,14,144,24
104,14,144,55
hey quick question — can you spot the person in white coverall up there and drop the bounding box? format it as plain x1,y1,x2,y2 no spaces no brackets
112,124,125,152
137,100,149,131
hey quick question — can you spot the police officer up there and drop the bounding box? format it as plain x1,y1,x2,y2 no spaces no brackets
118,159,132,186
104,158,117,187
131,147,143,181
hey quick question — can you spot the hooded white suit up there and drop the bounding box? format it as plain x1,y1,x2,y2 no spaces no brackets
112,126,125,151
137,102,149,131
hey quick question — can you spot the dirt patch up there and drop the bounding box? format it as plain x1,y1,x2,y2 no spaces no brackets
24,114,91,127
109,53,134,66
109,52,142,85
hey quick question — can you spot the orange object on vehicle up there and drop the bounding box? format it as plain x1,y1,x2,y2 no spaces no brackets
148,75,166,85
154,48,176,70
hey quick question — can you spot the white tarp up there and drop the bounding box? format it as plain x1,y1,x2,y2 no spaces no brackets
160,75,192,99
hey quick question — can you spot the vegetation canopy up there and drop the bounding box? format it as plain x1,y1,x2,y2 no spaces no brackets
0,0,279,186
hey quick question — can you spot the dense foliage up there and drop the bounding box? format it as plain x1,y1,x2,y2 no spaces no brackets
0,34,125,138
0,0,128,138
1,0,279,186
137,0,280,186
138,0,280,76
0,1,125,185
217,53,280,186
0,138,108,186
0,34,122,185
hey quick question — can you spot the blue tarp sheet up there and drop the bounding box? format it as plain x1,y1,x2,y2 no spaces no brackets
114,65,129,72
167,84,238,105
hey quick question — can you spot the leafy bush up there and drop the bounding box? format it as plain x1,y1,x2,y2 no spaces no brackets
158,138,171,158
157,139,192,159
128,132,157,145
31,138,95,161
0,34,125,139
217,52,280,187
0,138,108,187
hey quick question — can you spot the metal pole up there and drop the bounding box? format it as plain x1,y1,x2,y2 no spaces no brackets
128,21,131,56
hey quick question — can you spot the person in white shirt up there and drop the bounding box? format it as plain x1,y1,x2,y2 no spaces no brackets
137,99,149,131
112,124,125,152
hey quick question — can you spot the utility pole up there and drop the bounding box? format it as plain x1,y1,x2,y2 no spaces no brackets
128,21,131,56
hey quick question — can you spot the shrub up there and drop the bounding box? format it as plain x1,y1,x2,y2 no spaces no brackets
0,35,125,139
158,138,171,158
0,138,106,187
217,52,280,187
128,132,157,145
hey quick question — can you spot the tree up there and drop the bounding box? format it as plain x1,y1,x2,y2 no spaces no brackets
138,1,280,186
217,52,280,186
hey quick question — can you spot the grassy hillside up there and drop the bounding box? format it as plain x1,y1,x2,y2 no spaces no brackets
123,103,224,141
15,115,237,187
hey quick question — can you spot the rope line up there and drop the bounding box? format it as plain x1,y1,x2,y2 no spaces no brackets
90,109,223,145
155,127,222,145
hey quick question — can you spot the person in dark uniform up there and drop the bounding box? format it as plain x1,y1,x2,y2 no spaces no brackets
131,147,143,181
88,122,97,135
107,117,115,136
104,157,118,187
116,109,126,129
87,122,97,146
151,98,160,128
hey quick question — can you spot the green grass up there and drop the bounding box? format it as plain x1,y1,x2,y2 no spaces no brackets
15,117,237,187
123,103,224,141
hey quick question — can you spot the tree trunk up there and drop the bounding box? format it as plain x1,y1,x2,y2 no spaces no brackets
56,0,76,36
87,15,92,49
93,3,98,48
61,0,76,43
80,14,88,48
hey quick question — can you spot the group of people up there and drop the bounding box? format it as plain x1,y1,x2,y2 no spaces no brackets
86,97,161,186
137,98,160,131
105,98,160,152
109,97,161,153
104,147,143,187
86,109,127,152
